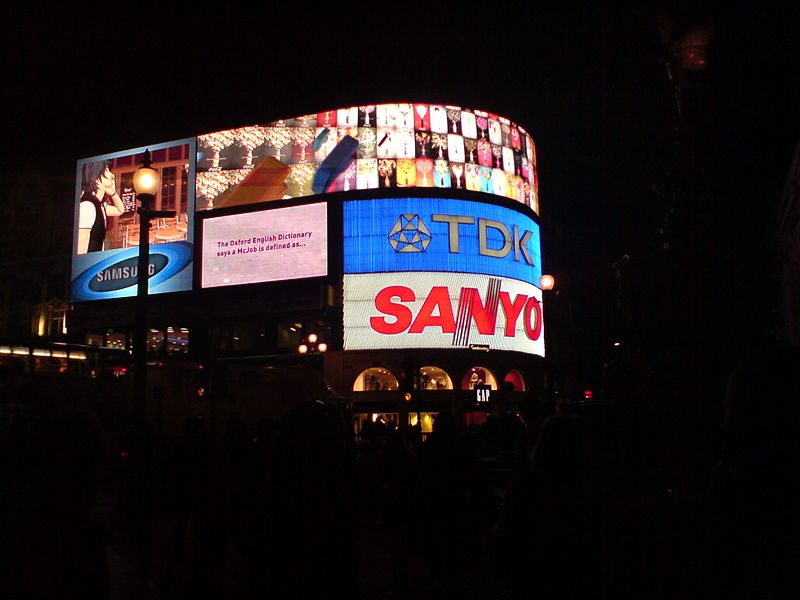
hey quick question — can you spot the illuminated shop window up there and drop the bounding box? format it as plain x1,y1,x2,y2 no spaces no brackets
504,369,526,391
460,366,498,390
353,367,399,391
147,330,164,355
419,366,452,390
355,413,399,437
104,333,127,350
86,333,103,347
408,411,436,434
166,327,189,355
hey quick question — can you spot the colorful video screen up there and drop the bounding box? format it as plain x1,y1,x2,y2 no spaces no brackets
71,139,195,301
196,104,539,213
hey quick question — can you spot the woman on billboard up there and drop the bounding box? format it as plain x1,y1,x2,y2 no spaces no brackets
77,160,126,254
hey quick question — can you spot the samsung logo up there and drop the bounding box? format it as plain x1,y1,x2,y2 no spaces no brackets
89,255,168,292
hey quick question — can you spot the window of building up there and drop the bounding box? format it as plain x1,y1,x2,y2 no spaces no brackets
461,367,497,390
504,369,526,391
180,164,189,215
277,321,306,350
147,330,165,355
353,367,399,391
408,411,436,434
166,327,189,355
86,333,104,347
418,365,452,390
460,366,498,390
160,166,178,212
355,412,399,439
108,333,127,350
50,306,67,337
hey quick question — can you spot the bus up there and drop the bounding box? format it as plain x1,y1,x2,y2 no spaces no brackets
0,341,131,380
0,341,133,436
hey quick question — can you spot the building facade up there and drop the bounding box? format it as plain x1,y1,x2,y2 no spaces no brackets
69,104,546,436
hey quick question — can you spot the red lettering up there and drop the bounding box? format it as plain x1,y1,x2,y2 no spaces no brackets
524,296,543,340
410,287,455,333
469,289,497,335
499,292,527,337
371,286,415,334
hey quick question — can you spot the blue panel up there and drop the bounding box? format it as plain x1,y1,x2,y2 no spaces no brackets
344,197,541,284
71,242,193,302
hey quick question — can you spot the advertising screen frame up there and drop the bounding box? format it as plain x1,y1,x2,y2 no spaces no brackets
70,137,196,302
196,196,336,292
200,200,329,289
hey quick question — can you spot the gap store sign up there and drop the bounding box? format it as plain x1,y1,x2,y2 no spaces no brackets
343,197,543,354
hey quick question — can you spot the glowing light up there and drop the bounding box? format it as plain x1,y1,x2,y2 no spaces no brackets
317,343,327,353
298,344,308,354
137,172,157,191
308,333,318,344
539,274,555,290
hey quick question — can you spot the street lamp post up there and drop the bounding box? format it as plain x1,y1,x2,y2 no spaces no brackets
132,150,174,419
539,274,557,405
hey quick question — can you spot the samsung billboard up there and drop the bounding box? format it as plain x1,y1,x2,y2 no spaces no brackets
71,138,195,302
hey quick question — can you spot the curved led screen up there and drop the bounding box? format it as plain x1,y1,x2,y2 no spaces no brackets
344,197,541,285
343,196,544,356
196,104,538,213
344,272,544,355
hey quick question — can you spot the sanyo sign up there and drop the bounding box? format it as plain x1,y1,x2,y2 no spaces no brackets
343,272,545,356
343,197,541,284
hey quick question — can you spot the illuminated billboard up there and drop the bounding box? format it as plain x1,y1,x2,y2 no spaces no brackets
196,104,539,214
71,139,195,302
344,272,544,355
344,197,541,284
201,202,327,288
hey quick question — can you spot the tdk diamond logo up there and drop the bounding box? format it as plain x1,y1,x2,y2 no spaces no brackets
388,214,432,252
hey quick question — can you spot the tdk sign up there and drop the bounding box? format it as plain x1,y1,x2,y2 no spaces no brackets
345,198,541,284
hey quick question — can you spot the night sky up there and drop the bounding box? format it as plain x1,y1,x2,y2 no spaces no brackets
2,2,797,348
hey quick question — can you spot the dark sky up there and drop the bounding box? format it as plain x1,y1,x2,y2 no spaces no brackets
1,2,797,289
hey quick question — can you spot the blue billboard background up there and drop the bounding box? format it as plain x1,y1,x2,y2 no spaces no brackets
71,242,193,301
344,197,541,284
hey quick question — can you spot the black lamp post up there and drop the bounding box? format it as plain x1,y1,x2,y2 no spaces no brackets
132,150,174,418
539,274,557,405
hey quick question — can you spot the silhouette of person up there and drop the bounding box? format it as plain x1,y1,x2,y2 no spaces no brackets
493,415,601,599
709,341,800,598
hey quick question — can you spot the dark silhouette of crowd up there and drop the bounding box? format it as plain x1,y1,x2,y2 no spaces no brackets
1,347,798,599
